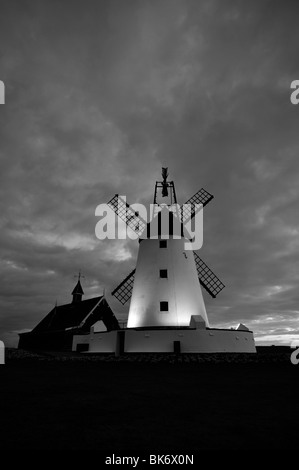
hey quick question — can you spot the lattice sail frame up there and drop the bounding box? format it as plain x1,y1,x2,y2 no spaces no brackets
111,269,135,305
112,253,225,304
108,189,213,236
108,195,147,236
193,252,225,298
181,188,214,224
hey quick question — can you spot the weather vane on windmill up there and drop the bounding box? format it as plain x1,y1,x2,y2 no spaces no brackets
153,167,177,204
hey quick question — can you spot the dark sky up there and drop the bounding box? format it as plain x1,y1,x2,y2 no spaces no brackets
1,0,299,347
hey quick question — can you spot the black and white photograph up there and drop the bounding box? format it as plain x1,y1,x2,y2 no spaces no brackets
1,0,299,455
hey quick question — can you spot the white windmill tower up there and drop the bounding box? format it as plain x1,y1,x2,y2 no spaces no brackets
109,168,225,329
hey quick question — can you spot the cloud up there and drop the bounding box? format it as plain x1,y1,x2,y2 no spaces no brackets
1,0,299,347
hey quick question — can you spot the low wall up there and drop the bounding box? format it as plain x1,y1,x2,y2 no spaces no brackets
125,329,255,353
73,331,118,353
72,328,256,353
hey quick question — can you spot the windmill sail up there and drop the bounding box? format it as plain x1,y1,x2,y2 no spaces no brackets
108,194,147,236
111,269,135,305
112,252,224,305
181,188,214,223
193,252,225,298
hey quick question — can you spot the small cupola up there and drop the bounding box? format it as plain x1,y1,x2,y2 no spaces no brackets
71,277,84,303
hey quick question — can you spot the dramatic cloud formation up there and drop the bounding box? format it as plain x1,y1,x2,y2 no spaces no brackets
1,0,299,346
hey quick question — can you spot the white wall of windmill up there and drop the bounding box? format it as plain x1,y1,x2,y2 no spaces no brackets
127,237,209,328
124,329,256,353
73,328,256,353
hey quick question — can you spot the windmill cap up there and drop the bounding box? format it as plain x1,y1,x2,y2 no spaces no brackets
138,204,199,240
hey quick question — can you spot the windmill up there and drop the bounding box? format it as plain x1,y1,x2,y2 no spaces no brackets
108,169,225,329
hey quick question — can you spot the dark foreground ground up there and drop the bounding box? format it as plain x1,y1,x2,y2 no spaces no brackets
0,348,298,451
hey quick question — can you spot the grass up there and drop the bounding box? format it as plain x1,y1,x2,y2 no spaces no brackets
0,349,298,450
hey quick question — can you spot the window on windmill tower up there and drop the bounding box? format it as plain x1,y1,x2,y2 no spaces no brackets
159,240,167,248
160,301,169,312
160,269,168,278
